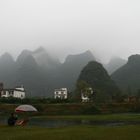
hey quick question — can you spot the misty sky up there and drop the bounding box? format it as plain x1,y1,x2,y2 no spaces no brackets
0,0,140,63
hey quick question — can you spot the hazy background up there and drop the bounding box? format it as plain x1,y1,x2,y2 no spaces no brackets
0,0,140,63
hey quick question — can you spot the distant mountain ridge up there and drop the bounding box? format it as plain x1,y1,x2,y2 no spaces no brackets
111,54,140,94
0,48,95,97
54,50,96,90
32,47,61,69
104,57,126,75
17,47,60,69
65,50,95,63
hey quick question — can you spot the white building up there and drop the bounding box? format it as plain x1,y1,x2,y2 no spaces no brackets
1,86,26,99
54,88,68,99
81,87,93,102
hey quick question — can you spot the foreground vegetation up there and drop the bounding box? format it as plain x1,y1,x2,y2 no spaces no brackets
0,125,140,140
1,101,140,116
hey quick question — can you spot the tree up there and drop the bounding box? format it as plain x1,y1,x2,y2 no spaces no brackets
75,80,93,102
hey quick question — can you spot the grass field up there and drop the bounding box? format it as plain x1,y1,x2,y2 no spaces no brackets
0,114,140,140
0,125,140,140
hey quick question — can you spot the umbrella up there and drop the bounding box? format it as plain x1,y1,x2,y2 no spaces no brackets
15,105,38,112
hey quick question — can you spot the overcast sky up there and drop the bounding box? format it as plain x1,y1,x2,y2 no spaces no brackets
0,0,140,63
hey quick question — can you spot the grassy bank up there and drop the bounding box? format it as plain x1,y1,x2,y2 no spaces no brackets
32,113,140,122
1,102,140,115
0,125,140,140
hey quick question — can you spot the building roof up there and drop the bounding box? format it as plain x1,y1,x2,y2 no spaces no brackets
1,88,25,92
54,88,67,92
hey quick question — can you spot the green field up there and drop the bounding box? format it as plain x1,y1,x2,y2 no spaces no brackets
1,114,140,140
1,100,140,139
0,125,140,140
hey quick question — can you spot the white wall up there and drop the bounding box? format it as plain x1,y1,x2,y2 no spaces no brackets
13,91,25,99
54,88,68,99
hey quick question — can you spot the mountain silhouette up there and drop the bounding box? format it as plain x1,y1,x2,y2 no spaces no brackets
77,61,120,102
111,54,140,94
0,48,96,97
104,57,126,75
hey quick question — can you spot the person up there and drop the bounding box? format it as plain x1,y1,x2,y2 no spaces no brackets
7,113,18,126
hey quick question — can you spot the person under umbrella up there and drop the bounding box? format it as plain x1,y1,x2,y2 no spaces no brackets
7,113,18,126
15,105,37,126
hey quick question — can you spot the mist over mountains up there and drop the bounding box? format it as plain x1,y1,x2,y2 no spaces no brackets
104,57,127,75
0,47,96,97
1,47,140,97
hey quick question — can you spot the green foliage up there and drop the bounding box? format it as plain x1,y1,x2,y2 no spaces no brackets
0,97,71,104
137,89,140,97
81,105,101,114
75,80,93,101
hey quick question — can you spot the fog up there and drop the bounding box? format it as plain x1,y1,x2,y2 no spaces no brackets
0,0,140,63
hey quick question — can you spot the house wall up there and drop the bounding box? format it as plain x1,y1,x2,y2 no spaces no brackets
81,94,89,102
54,88,68,99
13,91,25,99
0,87,26,99
13,87,25,99
81,87,93,102
1,91,10,98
